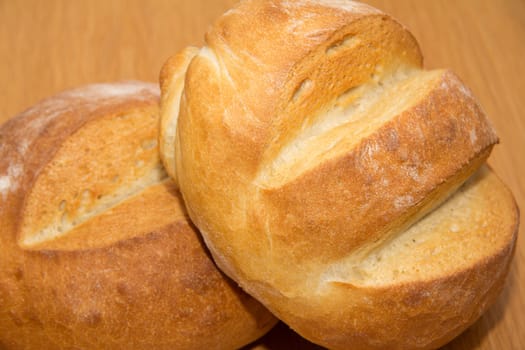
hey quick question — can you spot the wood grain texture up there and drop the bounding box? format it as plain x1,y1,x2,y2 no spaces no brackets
0,1,523,349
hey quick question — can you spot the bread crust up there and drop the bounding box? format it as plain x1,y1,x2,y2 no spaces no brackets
0,82,276,349
256,167,518,350
159,46,200,182
161,1,519,349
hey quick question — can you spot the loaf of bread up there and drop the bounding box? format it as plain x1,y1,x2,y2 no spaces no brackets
159,1,519,349
0,81,276,349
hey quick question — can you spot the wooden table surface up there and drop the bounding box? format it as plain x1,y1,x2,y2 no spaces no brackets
1,1,523,349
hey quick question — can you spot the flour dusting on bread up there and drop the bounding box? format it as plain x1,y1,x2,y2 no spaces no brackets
65,81,159,100
0,177,11,199
0,161,23,201
281,0,379,14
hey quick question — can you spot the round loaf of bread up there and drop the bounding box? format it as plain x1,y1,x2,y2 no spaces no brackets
0,81,276,349
160,1,519,349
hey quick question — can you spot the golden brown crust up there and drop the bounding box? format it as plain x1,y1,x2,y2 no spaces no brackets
264,167,518,350
0,82,276,349
258,70,498,266
161,1,519,349
159,47,200,182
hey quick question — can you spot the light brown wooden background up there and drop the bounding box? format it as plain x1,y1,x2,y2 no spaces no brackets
1,1,523,349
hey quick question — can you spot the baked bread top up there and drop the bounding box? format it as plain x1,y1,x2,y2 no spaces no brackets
160,1,519,349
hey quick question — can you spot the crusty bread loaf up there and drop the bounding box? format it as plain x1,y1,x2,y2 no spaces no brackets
0,81,276,349
159,1,519,349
